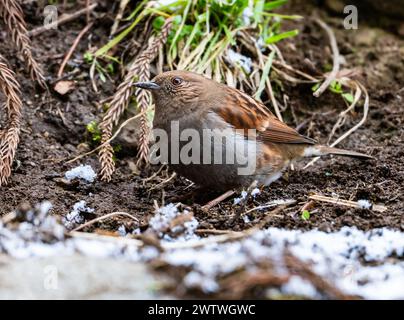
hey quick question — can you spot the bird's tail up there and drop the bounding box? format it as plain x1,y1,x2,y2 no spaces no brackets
304,145,374,159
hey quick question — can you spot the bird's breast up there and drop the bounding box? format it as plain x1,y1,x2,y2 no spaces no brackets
152,112,262,172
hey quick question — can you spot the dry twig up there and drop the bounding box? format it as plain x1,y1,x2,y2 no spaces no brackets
28,3,98,37
201,190,236,211
242,199,296,216
304,79,370,168
85,0,91,24
312,18,340,97
69,230,143,246
71,211,139,232
309,194,387,213
110,0,130,36
66,111,146,164
57,22,93,78
284,252,358,299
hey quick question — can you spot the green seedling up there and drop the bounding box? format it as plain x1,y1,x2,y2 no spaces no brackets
301,209,311,221
312,80,355,104
86,120,101,143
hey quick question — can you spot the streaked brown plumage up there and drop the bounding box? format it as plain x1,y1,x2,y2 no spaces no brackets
134,70,373,190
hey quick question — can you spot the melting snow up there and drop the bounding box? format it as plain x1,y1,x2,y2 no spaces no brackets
161,227,404,299
233,190,248,205
243,215,251,223
357,199,372,209
241,6,253,25
65,164,96,183
227,49,253,74
118,225,127,237
149,203,199,241
1,201,404,299
251,188,261,197
63,201,94,229
184,271,219,293
281,276,319,298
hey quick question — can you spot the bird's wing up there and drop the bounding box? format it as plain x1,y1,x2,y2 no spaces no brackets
214,87,316,145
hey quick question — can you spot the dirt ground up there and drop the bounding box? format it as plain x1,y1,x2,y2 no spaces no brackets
0,0,403,236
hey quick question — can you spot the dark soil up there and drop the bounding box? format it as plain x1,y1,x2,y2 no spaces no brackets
0,1,403,234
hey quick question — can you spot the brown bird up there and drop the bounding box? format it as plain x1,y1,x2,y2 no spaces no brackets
134,70,373,191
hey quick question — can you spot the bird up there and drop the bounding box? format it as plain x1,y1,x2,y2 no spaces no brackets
133,70,373,191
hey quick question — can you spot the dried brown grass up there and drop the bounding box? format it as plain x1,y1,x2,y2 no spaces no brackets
99,18,172,181
0,0,46,88
0,54,22,186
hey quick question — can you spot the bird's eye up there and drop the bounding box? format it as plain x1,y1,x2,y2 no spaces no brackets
171,77,183,86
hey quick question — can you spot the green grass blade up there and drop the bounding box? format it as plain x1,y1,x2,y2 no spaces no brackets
95,9,148,57
124,0,148,20
263,12,303,20
265,29,299,44
254,50,276,100
253,0,265,25
264,0,288,11
168,0,193,59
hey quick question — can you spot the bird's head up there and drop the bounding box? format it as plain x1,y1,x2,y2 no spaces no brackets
133,70,217,112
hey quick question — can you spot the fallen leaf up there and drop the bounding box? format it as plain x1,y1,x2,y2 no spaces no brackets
54,80,75,95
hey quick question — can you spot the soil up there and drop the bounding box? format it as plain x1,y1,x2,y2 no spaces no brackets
0,0,403,237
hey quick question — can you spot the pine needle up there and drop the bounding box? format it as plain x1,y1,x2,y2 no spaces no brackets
98,18,173,181
0,54,22,186
0,0,46,88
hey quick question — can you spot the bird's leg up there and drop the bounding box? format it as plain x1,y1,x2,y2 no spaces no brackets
201,189,236,211
168,187,200,204
228,180,258,226
169,185,232,206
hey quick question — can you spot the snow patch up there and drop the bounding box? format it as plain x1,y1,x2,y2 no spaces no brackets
160,226,404,299
281,276,319,298
357,199,372,209
226,49,252,74
184,271,219,293
65,165,96,183
243,215,251,223
251,188,261,197
63,201,94,229
241,5,253,25
1,201,404,299
118,225,127,237
233,190,248,205
149,203,199,241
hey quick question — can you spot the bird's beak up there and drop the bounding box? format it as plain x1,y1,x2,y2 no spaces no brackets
133,81,160,90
